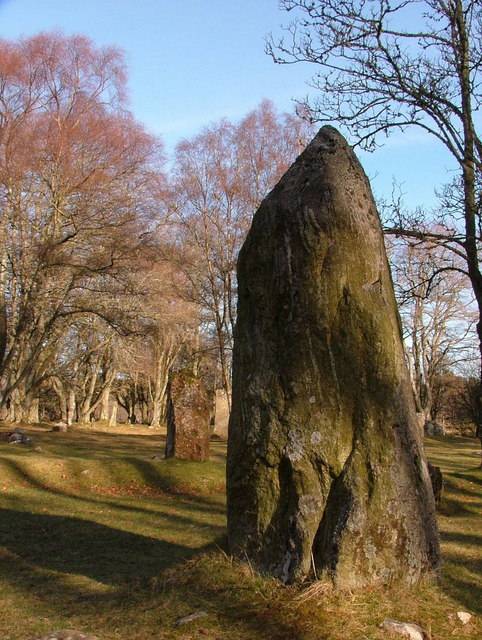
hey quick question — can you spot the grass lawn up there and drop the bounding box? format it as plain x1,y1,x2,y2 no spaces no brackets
0,424,480,640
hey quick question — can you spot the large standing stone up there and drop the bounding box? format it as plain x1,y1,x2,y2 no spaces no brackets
227,127,439,587
165,371,210,461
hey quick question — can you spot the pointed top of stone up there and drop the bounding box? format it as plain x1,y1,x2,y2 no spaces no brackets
262,123,368,208
307,125,350,150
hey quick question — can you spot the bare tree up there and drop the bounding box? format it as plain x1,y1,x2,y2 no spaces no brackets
267,1,482,381
0,34,164,421
389,238,476,426
171,100,312,404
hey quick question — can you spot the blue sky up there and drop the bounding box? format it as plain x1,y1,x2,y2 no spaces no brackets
0,0,455,210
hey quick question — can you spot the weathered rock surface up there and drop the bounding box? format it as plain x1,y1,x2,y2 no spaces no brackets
165,370,210,461
174,611,208,626
380,619,426,640
227,126,440,586
456,611,473,625
6,428,32,445
424,420,445,436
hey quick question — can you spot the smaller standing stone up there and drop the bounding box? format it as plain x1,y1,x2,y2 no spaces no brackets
165,370,210,461
427,462,444,507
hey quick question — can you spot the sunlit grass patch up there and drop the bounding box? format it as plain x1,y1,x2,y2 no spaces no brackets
0,425,479,639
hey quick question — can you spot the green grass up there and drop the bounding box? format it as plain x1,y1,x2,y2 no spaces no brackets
0,424,480,639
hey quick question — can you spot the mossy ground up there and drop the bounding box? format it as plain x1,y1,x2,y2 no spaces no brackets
0,424,480,639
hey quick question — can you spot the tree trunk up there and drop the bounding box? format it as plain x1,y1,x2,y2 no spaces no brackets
109,400,118,427
100,383,111,421
67,389,76,426
26,397,39,424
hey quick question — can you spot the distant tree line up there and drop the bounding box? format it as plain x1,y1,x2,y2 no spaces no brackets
0,31,477,434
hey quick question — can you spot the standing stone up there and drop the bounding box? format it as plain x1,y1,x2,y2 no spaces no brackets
165,370,210,461
427,462,444,507
227,126,439,587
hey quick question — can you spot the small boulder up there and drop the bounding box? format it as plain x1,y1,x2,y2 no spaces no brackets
8,431,23,444
456,611,472,625
424,421,445,437
7,428,32,445
433,422,445,436
424,422,435,436
380,618,426,640
174,611,208,627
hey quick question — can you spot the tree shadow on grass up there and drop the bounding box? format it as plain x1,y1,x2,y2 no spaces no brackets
450,471,482,486
439,496,482,517
443,476,482,499
0,508,311,640
440,530,482,614
441,563,482,615
0,508,207,587
0,456,226,519
441,530,482,547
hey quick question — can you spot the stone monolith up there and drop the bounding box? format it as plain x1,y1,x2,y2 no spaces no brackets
227,126,439,587
165,371,210,461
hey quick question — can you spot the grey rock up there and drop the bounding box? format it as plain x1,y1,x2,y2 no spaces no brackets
7,432,23,444
7,429,32,445
456,611,473,625
174,611,208,626
424,421,444,436
227,126,440,587
380,618,426,639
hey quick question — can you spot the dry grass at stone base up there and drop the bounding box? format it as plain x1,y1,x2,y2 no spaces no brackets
0,422,480,640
